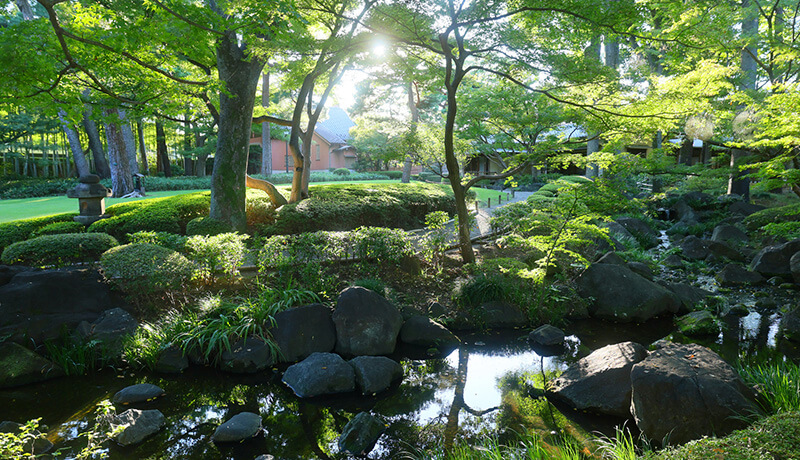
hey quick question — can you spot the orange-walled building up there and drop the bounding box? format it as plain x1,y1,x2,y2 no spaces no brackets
249,107,358,172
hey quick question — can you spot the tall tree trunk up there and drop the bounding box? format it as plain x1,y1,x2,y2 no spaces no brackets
103,108,135,197
136,119,148,174
183,113,193,175
729,0,758,199
584,35,602,178
195,132,208,177
678,138,693,165
58,109,90,177
15,0,33,20
156,120,172,177
83,104,111,178
402,81,418,183
209,32,265,231
261,71,272,176
119,110,139,175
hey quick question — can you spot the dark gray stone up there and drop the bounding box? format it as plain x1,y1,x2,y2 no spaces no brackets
220,338,274,374
338,412,385,457
155,346,188,374
662,254,684,268
707,240,745,262
616,217,659,249
333,287,403,356
349,356,403,395
680,235,709,260
282,352,355,398
400,316,459,347
211,412,262,443
112,383,165,405
480,301,527,328
550,342,648,417
528,324,565,346
0,268,124,343
76,307,138,352
750,239,800,277
627,262,654,280
676,310,720,336
683,191,714,207
630,343,761,445
0,342,63,389
0,265,29,287
791,251,800,284
576,264,680,322
716,264,765,286
111,409,165,446
596,251,626,265
781,310,800,342
272,303,336,363
603,222,635,245
729,201,765,216
711,224,748,244
427,301,448,318
673,200,699,226
660,282,711,314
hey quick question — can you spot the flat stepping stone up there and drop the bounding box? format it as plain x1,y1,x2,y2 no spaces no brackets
111,409,165,446
212,412,262,443
528,324,565,347
112,383,165,405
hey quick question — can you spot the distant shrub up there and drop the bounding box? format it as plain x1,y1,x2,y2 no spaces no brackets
127,231,188,252
31,220,85,237
185,233,249,283
744,203,800,232
0,212,77,254
1,233,119,267
87,192,210,240
333,168,350,176
249,170,386,184
186,216,233,236
245,190,277,234
378,171,403,180
100,243,196,296
267,183,457,234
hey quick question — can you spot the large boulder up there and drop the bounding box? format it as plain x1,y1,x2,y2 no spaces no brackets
76,307,138,353
111,409,165,446
112,383,165,405
549,342,648,417
272,303,336,363
282,352,355,398
211,412,262,443
750,239,800,277
676,310,720,336
0,342,63,389
630,343,761,445
349,356,403,395
0,265,29,287
716,263,765,286
338,412,385,457
333,287,403,356
155,346,188,374
711,224,748,244
480,301,527,328
399,315,459,347
615,217,659,249
790,251,800,284
729,201,765,216
680,235,709,260
0,268,124,343
220,338,274,374
660,282,711,313
780,310,800,342
707,240,745,262
576,264,680,322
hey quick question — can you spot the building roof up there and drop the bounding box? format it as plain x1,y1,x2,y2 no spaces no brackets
316,107,355,144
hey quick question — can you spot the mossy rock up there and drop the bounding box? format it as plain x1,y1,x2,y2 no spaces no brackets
676,310,721,336
0,342,64,388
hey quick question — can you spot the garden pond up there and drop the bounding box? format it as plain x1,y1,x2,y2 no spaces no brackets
1,302,796,459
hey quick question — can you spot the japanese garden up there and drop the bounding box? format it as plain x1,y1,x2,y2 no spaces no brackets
2,0,800,459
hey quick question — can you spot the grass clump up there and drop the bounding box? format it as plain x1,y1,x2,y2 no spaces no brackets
1,233,119,267
736,358,800,414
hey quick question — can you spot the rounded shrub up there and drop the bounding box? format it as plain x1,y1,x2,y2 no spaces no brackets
333,168,350,176
100,243,197,295
1,233,119,267
31,220,85,237
127,231,188,252
186,216,233,236
0,212,77,254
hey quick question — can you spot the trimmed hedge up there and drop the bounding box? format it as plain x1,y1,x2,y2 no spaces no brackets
0,212,78,254
100,243,196,295
31,221,85,237
266,183,458,234
87,192,211,241
186,216,233,236
1,233,119,267
378,171,403,180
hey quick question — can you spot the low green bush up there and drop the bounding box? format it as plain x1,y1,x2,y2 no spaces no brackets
249,170,387,184
352,278,386,295
186,216,233,236
267,183,457,234
127,231,188,252
744,203,800,232
763,221,800,240
1,233,119,267
100,243,197,297
0,212,77,254
455,274,512,308
245,190,278,234
185,232,249,283
87,192,210,240
333,168,350,176
31,220,85,237
378,171,403,180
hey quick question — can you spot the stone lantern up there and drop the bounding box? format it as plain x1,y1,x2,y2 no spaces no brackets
67,174,112,225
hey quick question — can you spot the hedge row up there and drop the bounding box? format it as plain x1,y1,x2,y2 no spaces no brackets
0,212,77,254
265,183,459,234
1,233,119,267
